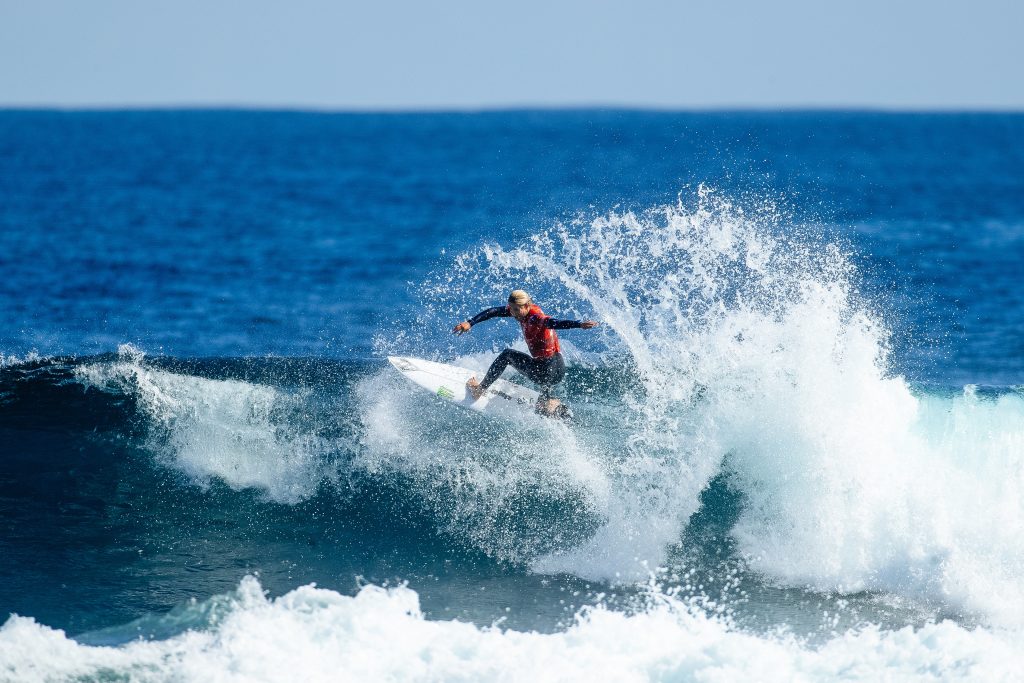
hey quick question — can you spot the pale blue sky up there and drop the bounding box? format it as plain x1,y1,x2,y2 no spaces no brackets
1,0,1021,109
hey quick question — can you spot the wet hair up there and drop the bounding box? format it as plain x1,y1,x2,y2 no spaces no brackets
508,290,531,306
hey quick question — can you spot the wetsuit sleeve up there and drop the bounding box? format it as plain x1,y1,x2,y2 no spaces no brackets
468,306,510,326
544,317,587,329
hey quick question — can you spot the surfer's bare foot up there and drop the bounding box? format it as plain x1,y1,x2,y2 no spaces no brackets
466,377,485,400
536,398,559,416
536,398,573,420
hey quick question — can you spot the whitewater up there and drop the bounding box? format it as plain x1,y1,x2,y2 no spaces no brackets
2,576,1021,682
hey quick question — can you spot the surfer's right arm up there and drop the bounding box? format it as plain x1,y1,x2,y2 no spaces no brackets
452,306,510,335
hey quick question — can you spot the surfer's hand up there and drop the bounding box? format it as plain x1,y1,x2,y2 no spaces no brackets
453,321,472,335
581,321,599,329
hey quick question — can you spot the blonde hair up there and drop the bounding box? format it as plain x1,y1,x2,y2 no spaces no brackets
508,289,531,306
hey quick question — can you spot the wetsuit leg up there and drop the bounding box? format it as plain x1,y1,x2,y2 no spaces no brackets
530,355,570,418
480,350,565,395
480,349,533,389
531,353,566,398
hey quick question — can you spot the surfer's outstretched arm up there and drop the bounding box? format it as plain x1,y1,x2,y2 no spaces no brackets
543,317,600,330
452,306,510,335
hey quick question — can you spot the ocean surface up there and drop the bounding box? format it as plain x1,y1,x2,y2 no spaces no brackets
1,110,1023,681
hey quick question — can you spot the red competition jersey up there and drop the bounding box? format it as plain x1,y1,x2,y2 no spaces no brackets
518,304,560,358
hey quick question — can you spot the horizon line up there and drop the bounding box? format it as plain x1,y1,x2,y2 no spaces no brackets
2,103,1023,115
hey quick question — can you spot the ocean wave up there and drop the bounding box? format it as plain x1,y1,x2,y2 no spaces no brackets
4,183,1024,627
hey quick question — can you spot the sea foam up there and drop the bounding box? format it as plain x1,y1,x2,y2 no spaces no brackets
0,577,1019,683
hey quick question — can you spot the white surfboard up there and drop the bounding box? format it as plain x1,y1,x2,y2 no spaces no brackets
388,355,541,419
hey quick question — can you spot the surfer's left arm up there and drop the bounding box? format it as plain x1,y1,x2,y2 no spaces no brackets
543,317,600,330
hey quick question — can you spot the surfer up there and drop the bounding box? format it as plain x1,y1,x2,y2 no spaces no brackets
452,290,598,418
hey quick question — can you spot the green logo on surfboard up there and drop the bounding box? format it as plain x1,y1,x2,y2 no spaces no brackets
437,386,455,399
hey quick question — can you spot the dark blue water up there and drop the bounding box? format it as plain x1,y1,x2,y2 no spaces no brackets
1,111,1023,680
3,111,1022,380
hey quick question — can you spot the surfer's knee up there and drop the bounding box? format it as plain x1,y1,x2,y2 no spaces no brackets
491,349,516,369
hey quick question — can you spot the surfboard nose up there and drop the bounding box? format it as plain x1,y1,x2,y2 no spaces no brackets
388,356,416,371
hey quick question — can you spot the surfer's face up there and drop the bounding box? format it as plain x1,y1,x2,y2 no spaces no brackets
509,302,531,320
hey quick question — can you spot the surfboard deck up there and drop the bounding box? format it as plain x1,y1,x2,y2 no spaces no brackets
387,355,542,419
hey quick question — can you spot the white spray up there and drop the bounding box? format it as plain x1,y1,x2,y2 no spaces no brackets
433,188,1024,624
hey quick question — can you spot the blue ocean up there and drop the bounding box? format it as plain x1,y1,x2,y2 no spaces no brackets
1,110,1023,681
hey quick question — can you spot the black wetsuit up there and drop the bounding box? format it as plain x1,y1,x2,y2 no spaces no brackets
481,349,565,398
